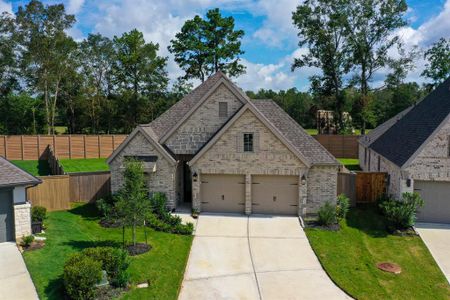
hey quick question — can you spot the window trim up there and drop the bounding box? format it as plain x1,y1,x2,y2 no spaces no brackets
243,133,254,152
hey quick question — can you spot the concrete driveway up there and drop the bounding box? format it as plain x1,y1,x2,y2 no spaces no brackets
416,223,450,284
0,242,38,300
178,214,350,300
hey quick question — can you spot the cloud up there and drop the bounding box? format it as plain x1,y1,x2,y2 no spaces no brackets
66,0,85,15
0,0,12,14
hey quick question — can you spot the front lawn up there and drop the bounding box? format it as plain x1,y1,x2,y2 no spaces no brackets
337,158,361,171
60,158,109,173
23,203,193,300
11,160,51,176
305,206,450,299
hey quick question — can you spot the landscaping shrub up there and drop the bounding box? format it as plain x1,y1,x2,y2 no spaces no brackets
31,206,47,223
81,247,130,288
147,193,193,235
379,192,424,230
20,235,34,248
63,254,102,300
336,194,350,220
317,202,337,226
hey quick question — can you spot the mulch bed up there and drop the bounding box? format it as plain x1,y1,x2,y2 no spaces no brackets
305,221,340,231
23,241,45,252
391,227,418,236
99,218,123,228
126,243,152,256
95,286,127,300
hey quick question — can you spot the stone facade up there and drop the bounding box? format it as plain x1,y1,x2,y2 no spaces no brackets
166,84,244,154
359,117,450,199
14,202,31,239
190,109,337,215
109,131,178,208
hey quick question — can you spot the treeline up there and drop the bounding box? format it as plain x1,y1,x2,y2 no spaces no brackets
0,1,191,135
0,0,448,135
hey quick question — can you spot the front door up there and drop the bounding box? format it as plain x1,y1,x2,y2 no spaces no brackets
0,189,14,243
183,162,192,203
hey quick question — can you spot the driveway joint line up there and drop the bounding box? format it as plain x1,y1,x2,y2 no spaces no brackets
255,267,323,274
247,216,263,300
184,271,254,282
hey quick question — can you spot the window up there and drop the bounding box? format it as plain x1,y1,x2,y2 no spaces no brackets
243,133,253,152
219,102,228,118
124,155,158,162
377,156,381,171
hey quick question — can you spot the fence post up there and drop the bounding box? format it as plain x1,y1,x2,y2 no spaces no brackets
83,135,87,159
69,135,72,159
3,136,7,159
98,135,101,158
21,135,24,160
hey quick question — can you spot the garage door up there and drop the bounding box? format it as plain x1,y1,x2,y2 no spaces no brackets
0,189,14,243
415,180,450,223
252,175,298,215
200,174,245,213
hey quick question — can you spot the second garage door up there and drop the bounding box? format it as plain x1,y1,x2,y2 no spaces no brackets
200,174,245,213
252,175,298,215
415,180,450,223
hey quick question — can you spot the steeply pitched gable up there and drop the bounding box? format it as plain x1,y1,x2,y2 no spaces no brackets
370,77,450,167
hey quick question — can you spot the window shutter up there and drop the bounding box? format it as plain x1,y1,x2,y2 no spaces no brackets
253,132,260,152
236,133,243,152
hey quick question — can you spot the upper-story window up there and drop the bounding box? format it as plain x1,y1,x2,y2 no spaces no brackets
243,133,254,152
219,102,228,118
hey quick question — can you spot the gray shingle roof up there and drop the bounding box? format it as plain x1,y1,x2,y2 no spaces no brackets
146,71,224,140
359,105,413,147
0,156,41,188
252,100,339,165
370,77,450,167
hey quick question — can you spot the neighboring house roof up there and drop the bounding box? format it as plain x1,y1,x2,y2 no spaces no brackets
0,156,41,188
252,100,339,165
370,77,450,167
359,105,413,147
190,100,339,167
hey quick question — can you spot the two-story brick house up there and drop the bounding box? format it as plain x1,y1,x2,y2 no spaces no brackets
359,77,450,223
107,71,339,216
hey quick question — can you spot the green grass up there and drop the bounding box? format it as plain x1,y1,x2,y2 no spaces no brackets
305,207,450,300
23,203,193,300
60,158,109,173
11,160,51,176
337,158,361,171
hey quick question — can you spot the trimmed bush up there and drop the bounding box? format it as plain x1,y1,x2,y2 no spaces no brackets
81,247,130,288
317,202,337,226
147,193,193,235
379,192,424,230
31,206,47,223
21,235,34,248
63,254,102,300
336,194,350,220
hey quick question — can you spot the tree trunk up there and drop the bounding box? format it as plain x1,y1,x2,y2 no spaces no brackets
44,79,51,135
132,223,136,246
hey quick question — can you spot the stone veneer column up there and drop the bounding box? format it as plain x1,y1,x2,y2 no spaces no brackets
299,171,308,216
14,202,32,240
192,171,201,212
245,174,252,215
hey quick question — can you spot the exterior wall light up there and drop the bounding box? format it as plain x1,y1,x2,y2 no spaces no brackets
301,175,307,185
192,172,198,182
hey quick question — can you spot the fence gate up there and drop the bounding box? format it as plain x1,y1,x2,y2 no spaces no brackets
355,172,387,204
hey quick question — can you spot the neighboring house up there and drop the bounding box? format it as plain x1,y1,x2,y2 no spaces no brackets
359,77,450,223
0,156,41,243
108,71,339,216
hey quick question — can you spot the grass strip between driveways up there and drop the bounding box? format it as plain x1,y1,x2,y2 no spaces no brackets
23,203,193,300
305,206,450,300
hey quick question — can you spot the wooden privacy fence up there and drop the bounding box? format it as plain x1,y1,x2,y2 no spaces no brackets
0,134,127,160
313,135,359,158
27,171,111,211
337,172,387,204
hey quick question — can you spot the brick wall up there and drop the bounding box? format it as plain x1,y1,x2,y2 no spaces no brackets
166,83,244,155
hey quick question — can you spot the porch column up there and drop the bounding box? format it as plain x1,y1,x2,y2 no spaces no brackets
192,170,201,212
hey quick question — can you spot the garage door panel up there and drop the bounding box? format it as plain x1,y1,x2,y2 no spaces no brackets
201,175,245,213
415,181,450,223
252,175,298,215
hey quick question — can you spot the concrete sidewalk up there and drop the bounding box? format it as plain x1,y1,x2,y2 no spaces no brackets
0,242,38,300
416,223,450,284
179,214,350,300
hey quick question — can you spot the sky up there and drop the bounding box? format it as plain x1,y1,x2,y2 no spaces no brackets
1,0,449,91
